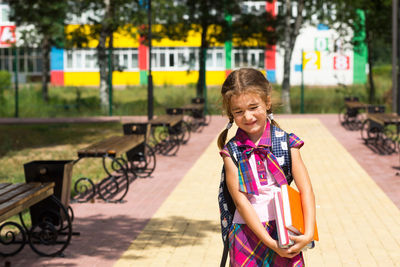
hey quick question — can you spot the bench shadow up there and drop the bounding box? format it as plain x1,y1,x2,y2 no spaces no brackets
4,214,220,266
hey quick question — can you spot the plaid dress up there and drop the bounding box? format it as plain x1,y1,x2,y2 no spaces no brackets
221,122,305,267
229,221,304,267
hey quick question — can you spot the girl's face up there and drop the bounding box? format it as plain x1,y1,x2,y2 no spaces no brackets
230,92,271,143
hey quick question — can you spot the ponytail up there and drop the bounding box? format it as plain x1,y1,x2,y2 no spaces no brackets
268,110,281,129
217,118,233,150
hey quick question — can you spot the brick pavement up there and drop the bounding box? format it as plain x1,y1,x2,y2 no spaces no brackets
2,115,400,266
1,116,227,267
114,116,400,267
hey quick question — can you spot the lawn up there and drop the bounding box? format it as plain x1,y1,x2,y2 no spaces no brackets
0,65,392,117
0,65,392,187
0,122,122,189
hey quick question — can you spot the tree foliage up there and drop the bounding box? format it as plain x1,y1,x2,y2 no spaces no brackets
6,0,68,102
155,0,277,97
322,0,392,103
66,0,145,111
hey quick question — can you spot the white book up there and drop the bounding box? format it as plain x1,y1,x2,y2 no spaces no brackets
273,190,293,248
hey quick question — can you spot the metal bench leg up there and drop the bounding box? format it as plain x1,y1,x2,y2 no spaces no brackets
0,221,27,257
27,195,72,257
97,156,130,203
129,144,157,178
72,177,97,203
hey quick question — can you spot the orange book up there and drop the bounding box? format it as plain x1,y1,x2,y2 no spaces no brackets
281,184,319,241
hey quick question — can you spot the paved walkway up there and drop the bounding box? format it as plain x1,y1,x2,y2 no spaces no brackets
2,115,400,266
112,116,400,267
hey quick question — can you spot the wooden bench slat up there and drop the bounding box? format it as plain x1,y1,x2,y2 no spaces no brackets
0,183,26,198
345,101,369,109
181,103,204,111
78,135,144,158
80,136,121,152
0,183,12,191
149,115,183,127
368,113,400,126
0,183,41,205
0,183,55,222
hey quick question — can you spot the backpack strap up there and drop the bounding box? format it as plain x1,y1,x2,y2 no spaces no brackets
220,139,239,267
270,124,293,184
226,141,238,166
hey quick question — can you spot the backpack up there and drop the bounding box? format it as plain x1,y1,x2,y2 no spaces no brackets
218,125,292,267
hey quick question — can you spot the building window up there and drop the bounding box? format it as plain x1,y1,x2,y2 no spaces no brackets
233,48,265,69
64,48,139,71
66,51,73,69
131,53,138,68
169,53,174,67
0,47,42,74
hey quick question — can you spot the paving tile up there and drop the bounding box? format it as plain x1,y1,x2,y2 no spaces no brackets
5,115,400,267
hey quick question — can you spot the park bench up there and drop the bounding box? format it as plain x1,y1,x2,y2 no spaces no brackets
181,97,210,132
165,108,191,144
122,123,156,178
73,134,145,203
148,113,185,156
360,105,398,154
0,182,72,257
339,97,369,130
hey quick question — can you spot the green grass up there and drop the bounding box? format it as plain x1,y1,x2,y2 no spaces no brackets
0,123,122,186
1,83,223,117
0,66,392,185
0,65,392,117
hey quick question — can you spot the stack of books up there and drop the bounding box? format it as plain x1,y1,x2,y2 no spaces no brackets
273,184,319,248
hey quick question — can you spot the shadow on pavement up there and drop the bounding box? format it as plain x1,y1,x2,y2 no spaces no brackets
3,214,219,266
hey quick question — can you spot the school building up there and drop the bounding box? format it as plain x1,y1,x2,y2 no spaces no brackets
0,1,367,87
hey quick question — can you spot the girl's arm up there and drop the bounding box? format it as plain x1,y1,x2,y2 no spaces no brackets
223,155,299,258
287,147,316,254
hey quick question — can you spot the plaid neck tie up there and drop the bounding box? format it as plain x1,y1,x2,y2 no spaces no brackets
238,145,288,195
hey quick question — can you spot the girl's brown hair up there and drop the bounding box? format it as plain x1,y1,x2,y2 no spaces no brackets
217,68,279,150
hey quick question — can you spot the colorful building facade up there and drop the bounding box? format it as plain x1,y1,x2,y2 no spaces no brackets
0,1,367,87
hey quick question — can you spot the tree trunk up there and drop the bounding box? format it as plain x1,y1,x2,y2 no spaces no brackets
281,0,293,114
366,29,375,103
98,0,112,112
281,48,292,113
197,24,208,98
41,35,50,102
98,30,109,112
281,0,304,114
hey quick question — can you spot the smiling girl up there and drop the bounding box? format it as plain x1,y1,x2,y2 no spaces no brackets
218,68,316,266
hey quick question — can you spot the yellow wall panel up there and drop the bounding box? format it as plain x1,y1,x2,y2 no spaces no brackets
66,24,227,48
112,72,140,85
206,71,226,85
152,71,198,85
65,71,141,86
113,27,140,48
65,25,99,48
153,25,201,47
151,70,225,86
64,72,100,86
232,35,267,47
152,25,224,47
66,25,139,48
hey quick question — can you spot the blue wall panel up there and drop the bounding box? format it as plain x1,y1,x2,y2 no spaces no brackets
266,70,276,83
50,47,64,71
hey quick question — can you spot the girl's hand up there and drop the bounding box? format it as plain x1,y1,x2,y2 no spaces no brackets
272,241,300,259
287,234,313,254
